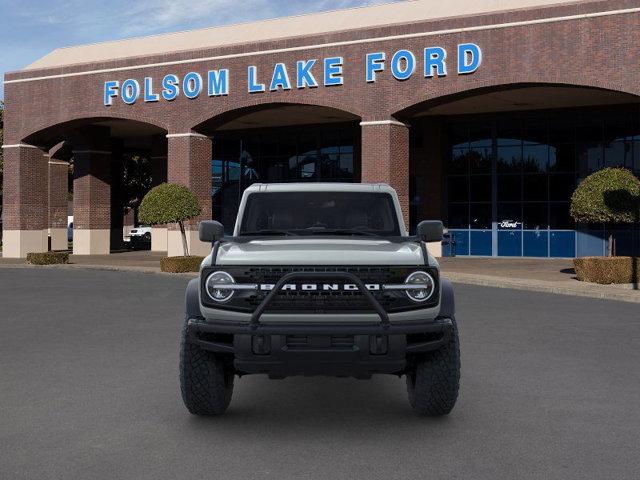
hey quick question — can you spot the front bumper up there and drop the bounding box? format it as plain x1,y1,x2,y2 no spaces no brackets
187,316,453,378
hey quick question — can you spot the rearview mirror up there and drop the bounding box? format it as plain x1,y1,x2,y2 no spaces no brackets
199,220,225,243
416,220,443,243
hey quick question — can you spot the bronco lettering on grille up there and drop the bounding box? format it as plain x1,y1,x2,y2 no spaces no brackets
259,284,381,291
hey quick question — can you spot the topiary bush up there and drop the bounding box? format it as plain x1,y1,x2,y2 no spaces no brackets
570,168,640,256
160,256,204,273
27,251,70,265
139,183,202,256
574,256,639,284
570,168,640,224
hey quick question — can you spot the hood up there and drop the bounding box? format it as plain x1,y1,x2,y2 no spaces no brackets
215,238,426,266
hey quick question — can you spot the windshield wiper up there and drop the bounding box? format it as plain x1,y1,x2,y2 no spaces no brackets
240,229,299,237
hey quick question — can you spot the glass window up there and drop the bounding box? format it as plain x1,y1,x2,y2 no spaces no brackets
498,203,522,229
449,148,469,174
549,144,575,173
549,174,576,201
604,140,632,168
523,175,548,202
497,145,522,173
634,142,640,172
577,143,603,175
497,175,521,201
447,176,469,203
447,204,469,229
470,175,492,202
469,147,492,173
523,144,548,173
575,119,602,143
549,202,573,229
523,122,548,145
240,192,400,235
497,121,522,146
523,204,548,229
470,203,492,229
469,125,492,147
448,124,469,148
548,118,574,144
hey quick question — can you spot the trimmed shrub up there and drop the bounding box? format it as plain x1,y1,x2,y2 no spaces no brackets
570,168,640,224
139,183,202,256
27,251,70,265
574,256,640,284
160,256,204,273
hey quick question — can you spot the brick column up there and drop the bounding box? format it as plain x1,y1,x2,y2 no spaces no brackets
1,144,49,258
360,120,410,228
48,158,69,251
72,127,112,255
150,134,168,252
166,132,212,257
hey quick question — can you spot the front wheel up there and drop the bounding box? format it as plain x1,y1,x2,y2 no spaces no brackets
406,318,460,416
180,318,234,415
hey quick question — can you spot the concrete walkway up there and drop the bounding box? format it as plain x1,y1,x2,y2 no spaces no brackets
1,251,639,303
439,257,640,303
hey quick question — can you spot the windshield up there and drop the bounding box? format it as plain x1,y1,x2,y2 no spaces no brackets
239,191,401,237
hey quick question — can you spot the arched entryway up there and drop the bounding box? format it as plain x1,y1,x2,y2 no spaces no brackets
397,84,640,258
194,103,361,232
4,117,167,257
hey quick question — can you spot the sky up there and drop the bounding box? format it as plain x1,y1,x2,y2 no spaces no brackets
0,0,401,100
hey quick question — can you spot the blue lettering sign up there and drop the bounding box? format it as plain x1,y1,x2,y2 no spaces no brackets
296,59,318,89
324,57,343,86
101,45,483,105
366,52,385,83
144,77,159,102
270,63,292,91
104,80,119,106
390,50,415,81
161,74,179,101
248,66,265,93
208,69,229,96
458,43,482,74
121,79,140,104
424,47,447,77
183,72,203,99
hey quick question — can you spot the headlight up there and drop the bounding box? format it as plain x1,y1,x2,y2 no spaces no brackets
205,271,235,302
404,271,435,302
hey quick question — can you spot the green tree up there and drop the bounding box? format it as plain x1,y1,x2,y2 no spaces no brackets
570,167,640,256
121,153,152,222
138,183,201,256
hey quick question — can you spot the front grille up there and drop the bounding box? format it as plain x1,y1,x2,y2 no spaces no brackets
201,265,438,313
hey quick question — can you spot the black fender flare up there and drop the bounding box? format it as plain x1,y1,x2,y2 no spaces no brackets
185,278,203,319
439,277,455,319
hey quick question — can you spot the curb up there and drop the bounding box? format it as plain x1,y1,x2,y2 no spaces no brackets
444,272,640,304
0,263,198,278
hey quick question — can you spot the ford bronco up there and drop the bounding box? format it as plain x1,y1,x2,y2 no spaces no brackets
181,183,459,415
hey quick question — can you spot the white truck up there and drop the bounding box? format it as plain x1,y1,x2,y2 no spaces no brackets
182,183,459,416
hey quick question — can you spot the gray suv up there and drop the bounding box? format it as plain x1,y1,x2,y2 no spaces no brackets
182,183,459,416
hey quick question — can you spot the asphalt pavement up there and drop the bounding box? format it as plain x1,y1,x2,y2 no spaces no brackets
1,268,639,480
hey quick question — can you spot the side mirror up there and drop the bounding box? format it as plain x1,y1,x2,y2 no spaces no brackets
416,220,444,243
199,220,225,243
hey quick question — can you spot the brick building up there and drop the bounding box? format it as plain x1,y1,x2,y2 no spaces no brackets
3,0,640,258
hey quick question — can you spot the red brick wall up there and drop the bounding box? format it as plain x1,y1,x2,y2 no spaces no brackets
2,146,48,230
361,123,410,226
167,135,213,229
48,161,68,229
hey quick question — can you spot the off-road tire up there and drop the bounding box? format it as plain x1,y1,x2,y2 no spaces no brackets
180,317,234,415
406,317,460,416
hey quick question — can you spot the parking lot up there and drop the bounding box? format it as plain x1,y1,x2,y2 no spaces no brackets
1,268,639,480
